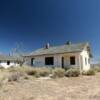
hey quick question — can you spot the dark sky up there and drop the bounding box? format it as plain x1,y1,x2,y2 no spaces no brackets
0,0,99,60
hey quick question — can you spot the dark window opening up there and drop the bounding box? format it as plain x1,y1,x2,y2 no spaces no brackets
70,56,75,65
31,58,35,66
62,57,64,68
7,61,10,65
45,57,54,65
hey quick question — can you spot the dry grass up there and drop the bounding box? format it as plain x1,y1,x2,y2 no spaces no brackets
0,68,100,100
7,66,52,78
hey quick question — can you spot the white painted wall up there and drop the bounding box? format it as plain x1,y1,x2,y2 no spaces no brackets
0,61,20,68
63,53,80,67
25,50,91,71
80,50,91,71
30,54,62,68
25,53,80,68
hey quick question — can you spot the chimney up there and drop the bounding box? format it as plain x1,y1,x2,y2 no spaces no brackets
45,43,50,49
66,41,71,45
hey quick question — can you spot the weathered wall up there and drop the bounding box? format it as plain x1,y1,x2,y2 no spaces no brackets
63,53,80,67
80,50,91,71
0,61,20,68
25,53,80,68
31,54,62,67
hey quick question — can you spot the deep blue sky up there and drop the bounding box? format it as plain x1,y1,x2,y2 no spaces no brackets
0,0,99,60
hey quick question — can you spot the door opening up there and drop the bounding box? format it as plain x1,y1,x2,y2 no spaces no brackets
62,57,64,68
31,58,34,66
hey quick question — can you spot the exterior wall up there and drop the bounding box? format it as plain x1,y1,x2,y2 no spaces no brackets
63,53,80,68
25,52,81,68
0,61,20,68
24,57,32,65
80,50,91,71
29,54,62,68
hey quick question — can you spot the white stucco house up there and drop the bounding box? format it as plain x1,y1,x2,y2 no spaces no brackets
0,55,22,68
24,42,92,71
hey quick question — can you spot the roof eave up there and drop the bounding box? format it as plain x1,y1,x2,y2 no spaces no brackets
26,50,82,57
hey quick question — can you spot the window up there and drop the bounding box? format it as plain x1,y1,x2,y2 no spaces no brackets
70,56,75,65
31,58,35,66
7,61,10,65
45,57,54,65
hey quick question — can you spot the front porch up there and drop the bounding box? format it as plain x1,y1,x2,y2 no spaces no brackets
60,53,82,70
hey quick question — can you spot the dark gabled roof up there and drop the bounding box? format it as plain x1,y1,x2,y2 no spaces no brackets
0,55,23,61
26,42,92,57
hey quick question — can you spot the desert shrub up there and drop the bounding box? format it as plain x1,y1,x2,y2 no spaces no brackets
39,68,51,77
0,66,5,70
7,66,34,74
64,66,79,71
25,68,37,75
7,66,52,78
7,67,52,77
8,72,24,82
7,67,22,72
24,67,51,77
34,67,52,77
65,68,80,77
93,66,100,72
82,69,95,76
23,75,29,80
64,66,71,71
52,68,65,78
0,77,7,87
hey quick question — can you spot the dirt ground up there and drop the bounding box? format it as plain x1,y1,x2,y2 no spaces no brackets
0,73,100,100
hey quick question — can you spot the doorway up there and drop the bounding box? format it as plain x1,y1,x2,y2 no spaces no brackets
62,57,64,68
31,58,34,66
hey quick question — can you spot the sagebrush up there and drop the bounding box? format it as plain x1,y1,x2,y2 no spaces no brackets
65,68,80,77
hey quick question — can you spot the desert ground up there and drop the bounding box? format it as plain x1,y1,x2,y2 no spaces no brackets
0,70,100,100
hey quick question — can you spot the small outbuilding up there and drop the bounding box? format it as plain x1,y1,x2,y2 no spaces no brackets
0,55,23,68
